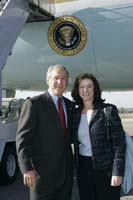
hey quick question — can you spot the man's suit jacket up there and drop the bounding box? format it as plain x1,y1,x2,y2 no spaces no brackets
16,92,74,190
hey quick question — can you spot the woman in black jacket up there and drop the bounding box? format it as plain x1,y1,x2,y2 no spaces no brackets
71,73,126,200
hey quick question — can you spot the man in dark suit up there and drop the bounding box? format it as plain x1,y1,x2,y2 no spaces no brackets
16,64,74,200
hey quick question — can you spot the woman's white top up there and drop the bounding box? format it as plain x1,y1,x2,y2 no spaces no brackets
78,111,93,157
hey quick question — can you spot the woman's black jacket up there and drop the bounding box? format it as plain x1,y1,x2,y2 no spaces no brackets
73,102,126,176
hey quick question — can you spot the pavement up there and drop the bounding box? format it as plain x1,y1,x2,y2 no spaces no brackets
0,172,132,200
0,172,79,200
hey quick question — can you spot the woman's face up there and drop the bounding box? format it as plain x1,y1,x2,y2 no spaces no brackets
79,78,94,102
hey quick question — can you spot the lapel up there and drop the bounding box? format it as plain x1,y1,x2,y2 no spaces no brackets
74,106,82,133
74,103,104,133
41,92,72,137
41,92,59,119
42,92,66,137
89,102,104,126
89,108,98,126
62,96,72,129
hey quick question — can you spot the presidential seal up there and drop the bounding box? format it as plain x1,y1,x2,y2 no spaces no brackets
48,15,87,56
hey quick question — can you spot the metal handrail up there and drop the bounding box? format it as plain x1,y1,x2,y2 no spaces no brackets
0,0,9,12
28,0,55,16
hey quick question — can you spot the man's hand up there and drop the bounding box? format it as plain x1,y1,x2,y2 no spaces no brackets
23,170,37,188
111,176,122,186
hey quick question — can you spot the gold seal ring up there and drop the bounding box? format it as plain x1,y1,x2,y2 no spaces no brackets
48,15,87,56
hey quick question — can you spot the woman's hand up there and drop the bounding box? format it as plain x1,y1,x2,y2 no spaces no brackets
111,176,122,186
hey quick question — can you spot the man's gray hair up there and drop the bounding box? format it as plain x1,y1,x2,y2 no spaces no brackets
46,64,69,81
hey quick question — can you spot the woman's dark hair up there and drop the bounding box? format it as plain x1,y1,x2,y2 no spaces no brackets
71,73,104,106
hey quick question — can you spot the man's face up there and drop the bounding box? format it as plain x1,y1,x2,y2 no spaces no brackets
47,68,68,97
